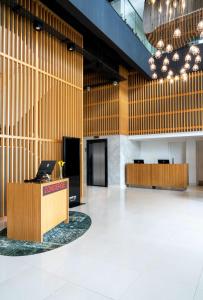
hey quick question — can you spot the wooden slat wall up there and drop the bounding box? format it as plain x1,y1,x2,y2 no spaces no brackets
0,0,83,217
83,66,128,137
119,66,128,135
84,74,120,136
129,71,203,135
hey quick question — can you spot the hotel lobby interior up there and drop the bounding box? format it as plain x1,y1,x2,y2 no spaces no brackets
1,0,203,299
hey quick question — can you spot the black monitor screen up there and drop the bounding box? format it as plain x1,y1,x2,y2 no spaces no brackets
134,159,144,164
36,160,56,177
158,159,170,164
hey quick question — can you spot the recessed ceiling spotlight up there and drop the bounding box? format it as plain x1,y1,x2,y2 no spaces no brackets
113,81,118,86
67,42,76,51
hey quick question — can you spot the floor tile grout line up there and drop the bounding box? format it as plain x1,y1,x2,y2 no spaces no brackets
34,264,116,300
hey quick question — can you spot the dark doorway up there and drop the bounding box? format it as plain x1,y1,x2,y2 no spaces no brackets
63,137,80,207
87,139,108,187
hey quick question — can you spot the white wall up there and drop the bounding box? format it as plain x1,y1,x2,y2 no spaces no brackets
197,141,203,184
186,140,197,185
134,140,186,164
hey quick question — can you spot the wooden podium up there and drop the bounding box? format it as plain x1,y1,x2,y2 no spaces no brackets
7,179,69,242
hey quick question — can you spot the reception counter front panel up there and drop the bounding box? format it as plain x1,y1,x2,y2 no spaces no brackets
7,179,69,242
126,164,188,190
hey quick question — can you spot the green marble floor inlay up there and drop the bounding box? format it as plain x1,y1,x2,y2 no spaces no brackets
0,211,91,256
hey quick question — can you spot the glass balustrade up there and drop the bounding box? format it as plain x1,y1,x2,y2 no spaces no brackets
109,0,155,54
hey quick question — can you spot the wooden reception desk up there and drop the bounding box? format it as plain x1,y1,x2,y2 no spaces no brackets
7,179,69,242
126,164,188,190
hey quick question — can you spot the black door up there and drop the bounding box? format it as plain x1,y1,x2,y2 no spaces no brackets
63,137,80,207
87,139,108,187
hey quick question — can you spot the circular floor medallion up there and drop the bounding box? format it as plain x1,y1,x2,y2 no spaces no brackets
0,211,91,256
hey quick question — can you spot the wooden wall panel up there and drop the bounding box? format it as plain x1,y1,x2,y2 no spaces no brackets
129,71,203,135
84,74,120,136
0,1,83,217
83,66,128,137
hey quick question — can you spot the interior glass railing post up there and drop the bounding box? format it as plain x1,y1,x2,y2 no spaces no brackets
109,0,155,54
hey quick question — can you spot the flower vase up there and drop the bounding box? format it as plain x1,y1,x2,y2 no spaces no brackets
59,166,63,179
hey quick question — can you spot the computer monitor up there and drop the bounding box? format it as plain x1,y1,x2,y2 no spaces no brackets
134,159,144,164
158,159,170,164
36,160,56,177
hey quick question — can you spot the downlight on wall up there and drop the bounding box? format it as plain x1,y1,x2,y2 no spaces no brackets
33,20,43,31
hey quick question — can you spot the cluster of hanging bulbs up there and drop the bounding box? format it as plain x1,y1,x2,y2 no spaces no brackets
149,18,203,83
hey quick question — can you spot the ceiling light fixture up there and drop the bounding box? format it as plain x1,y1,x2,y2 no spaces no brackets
163,57,170,65
173,28,181,38
155,50,162,59
152,73,158,79
156,39,165,49
33,20,43,31
172,52,179,61
149,57,155,65
192,64,199,71
161,65,168,72
195,55,202,64
150,64,157,71
197,20,203,32
166,44,173,53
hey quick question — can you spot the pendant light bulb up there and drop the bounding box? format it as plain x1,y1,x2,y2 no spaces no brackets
172,52,179,61
155,50,162,59
149,57,155,65
156,39,165,49
173,28,181,38
166,44,173,53
163,57,170,65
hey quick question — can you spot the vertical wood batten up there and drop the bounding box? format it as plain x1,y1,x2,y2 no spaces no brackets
0,0,83,217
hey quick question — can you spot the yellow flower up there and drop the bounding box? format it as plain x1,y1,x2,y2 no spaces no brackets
58,160,65,167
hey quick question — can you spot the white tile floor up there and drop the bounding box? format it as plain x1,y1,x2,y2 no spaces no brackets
1,186,203,300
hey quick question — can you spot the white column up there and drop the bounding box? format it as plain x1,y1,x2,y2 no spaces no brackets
186,140,197,186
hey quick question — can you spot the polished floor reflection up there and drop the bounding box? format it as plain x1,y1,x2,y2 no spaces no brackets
1,186,203,300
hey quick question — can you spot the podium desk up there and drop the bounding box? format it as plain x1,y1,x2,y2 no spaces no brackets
7,179,69,242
